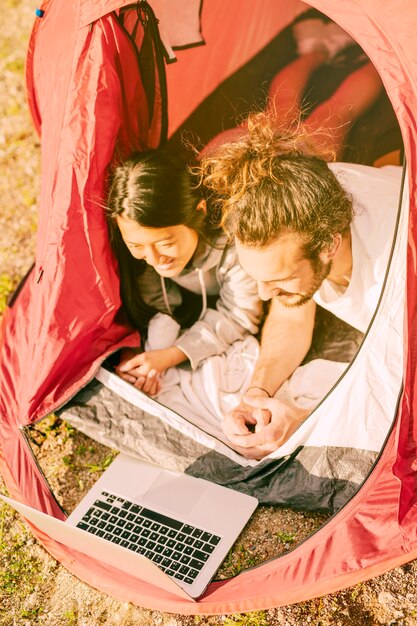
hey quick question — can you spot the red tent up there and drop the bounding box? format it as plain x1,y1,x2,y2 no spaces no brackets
0,0,416,614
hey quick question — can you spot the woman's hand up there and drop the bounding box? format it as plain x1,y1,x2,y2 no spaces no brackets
115,346,187,395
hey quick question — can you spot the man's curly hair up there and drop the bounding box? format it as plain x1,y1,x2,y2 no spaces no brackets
196,112,353,259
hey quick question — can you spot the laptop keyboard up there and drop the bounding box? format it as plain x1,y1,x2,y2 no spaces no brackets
76,491,221,585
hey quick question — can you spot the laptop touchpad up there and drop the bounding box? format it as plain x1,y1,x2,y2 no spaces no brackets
144,472,206,516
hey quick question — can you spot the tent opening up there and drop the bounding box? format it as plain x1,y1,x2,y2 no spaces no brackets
1,0,411,614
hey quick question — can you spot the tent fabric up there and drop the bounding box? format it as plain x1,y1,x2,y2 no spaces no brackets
1,0,417,614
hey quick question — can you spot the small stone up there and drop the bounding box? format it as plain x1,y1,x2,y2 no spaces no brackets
378,591,395,604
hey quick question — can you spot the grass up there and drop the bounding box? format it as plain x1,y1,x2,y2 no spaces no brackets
0,272,16,313
276,531,296,545
0,498,50,625
223,612,269,626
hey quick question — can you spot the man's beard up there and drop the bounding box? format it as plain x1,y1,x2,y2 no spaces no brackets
278,257,332,308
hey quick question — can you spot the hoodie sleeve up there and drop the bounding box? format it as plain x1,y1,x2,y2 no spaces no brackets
174,246,263,370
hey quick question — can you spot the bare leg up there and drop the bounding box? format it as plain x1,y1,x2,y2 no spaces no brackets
202,50,328,157
304,61,384,159
266,50,327,124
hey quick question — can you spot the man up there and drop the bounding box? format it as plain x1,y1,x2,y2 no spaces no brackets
200,113,402,459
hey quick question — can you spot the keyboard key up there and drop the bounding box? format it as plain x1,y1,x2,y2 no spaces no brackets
189,558,205,571
151,523,160,531
182,525,194,535
188,568,199,580
126,513,136,522
167,539,176,549
161,547,172,557
192,550,209,563
141,519,152,528
120,539,130,548
141,529,151,538
194,540,203,549
176,533,186,542
121,530,131,540
159,526,169,535
201,543,215,554
171,551,181,561
130,533,139,543
125,522,134,531
145,541,156,551
153,554,163,563
180,555,190,565
121,501,132,510
167,529,177,538
185,536,194,546
131,504,141,514
192,528,203,538
96,529,105,537
209,535,221,546
183,546,193,556
201,532,212,542
94,500,112,511
140,508,183,531
184,577,194,585
170,561,180,571
119,510,128,519
174,572,184,580
150,532,159,542
179,565,190,575
109,515,118,525
154,544,164,554
76,522,89,531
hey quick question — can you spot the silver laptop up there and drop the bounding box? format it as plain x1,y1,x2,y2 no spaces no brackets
2,453,257,599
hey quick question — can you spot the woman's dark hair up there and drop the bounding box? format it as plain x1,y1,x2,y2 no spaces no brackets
106,149,220,331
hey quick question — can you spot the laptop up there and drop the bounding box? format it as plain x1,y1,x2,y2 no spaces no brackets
1,453,258,600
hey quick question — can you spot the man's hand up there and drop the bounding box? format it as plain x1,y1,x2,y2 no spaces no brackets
223,387,272,439
223,393,309,460
115,346,187,396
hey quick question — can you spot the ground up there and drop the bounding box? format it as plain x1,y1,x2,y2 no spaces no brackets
1,1,417,625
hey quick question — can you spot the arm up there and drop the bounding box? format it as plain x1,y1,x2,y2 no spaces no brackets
248,296,316,396
175,247,263,369
223,297,316,458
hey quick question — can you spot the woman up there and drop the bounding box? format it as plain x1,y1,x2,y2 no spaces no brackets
106,149,263,396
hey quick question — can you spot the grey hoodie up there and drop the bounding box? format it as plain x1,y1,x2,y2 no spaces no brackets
136,235,263,370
